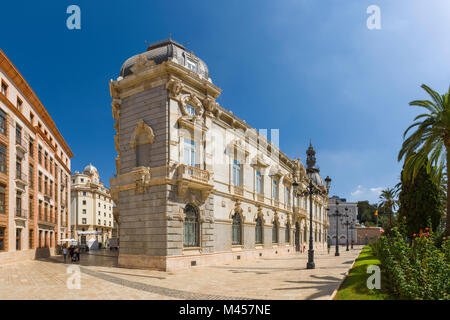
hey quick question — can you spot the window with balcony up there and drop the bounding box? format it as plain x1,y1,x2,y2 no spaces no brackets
15,125,22,145
231,212,242,245
232,159,241,187
183,138,197,167
15,157,22,180
0,145,6,173
15,193,22,217
0,109,6,135
183,204,199,248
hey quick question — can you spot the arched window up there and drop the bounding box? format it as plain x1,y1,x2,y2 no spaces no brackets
272,220,278,243
255,216,263,244
285,222,290,243
184,204,199,247
232,212,242,245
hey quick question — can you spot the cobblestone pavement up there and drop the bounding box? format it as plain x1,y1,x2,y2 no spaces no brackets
0,246,362,300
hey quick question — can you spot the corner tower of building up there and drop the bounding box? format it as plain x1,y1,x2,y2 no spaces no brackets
110,38,221,270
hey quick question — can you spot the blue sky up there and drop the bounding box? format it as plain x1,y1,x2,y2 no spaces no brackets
1,0,449,203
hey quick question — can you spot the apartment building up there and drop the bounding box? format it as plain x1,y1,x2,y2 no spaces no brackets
0,49,73,263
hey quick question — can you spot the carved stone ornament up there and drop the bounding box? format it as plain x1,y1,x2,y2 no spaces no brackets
130,120,155,149
203,97,218,114
130,54,155,74
134,166,151,193
111,99,121,120
166,78,184,98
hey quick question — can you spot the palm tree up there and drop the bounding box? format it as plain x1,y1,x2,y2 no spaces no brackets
398,84,450,235
379,188,397,226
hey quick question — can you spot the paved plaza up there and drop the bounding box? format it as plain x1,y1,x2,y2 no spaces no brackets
0,246,362,300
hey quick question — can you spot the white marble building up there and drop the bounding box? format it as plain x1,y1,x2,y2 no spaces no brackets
109,38,330,271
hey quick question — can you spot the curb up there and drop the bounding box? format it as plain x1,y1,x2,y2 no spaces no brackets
329,248,361,300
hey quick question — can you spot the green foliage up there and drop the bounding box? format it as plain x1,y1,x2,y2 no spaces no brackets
335,246,395,300
398,84,450,235
398,163,442,236
370,224,450,300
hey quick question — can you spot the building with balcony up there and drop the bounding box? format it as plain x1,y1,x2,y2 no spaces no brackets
327,196,358,245
0,49,73,264
109,38,330,271
70,164,114,248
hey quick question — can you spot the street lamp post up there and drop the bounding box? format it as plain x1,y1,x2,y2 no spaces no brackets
292,143,331,270
341,212,350,251
349,220,355,249
328,201,347,256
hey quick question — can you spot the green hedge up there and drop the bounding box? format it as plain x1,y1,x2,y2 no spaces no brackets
370,227,449,300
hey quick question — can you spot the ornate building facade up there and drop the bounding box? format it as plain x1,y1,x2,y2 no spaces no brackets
0,49,72,264
327,196,358,245
110,39,329,271
70,164,115,248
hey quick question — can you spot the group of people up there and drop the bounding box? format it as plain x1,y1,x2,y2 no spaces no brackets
62,245,80,263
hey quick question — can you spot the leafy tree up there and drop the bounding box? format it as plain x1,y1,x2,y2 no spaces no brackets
398,163,442,236
398,84,450,235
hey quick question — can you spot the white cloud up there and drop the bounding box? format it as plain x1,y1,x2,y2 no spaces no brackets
349,185,383,203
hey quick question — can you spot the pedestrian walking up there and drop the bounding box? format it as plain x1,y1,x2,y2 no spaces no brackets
327,242,331,254
302,244,306,253
69,246,74,263
63,246,68,263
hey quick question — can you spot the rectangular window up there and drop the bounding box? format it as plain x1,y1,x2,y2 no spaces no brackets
82,218,87,224
16,228,21,251
256,170,262,194
0,186,5,214
29,165,33,187
82,209,86,214
29,138,34,158
272,179,278,200
186,59,197,71
185,104,196,115
1,81,8,96
0,145,6,173
0,227,4,251
0,109,6,135
29,230,33,249
15,125,22,145
285,186,290,205
183,138,196,167
233,159,241,186
29,196,33,219
16,97,23,111
16,157,22,180
38,146,42,164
